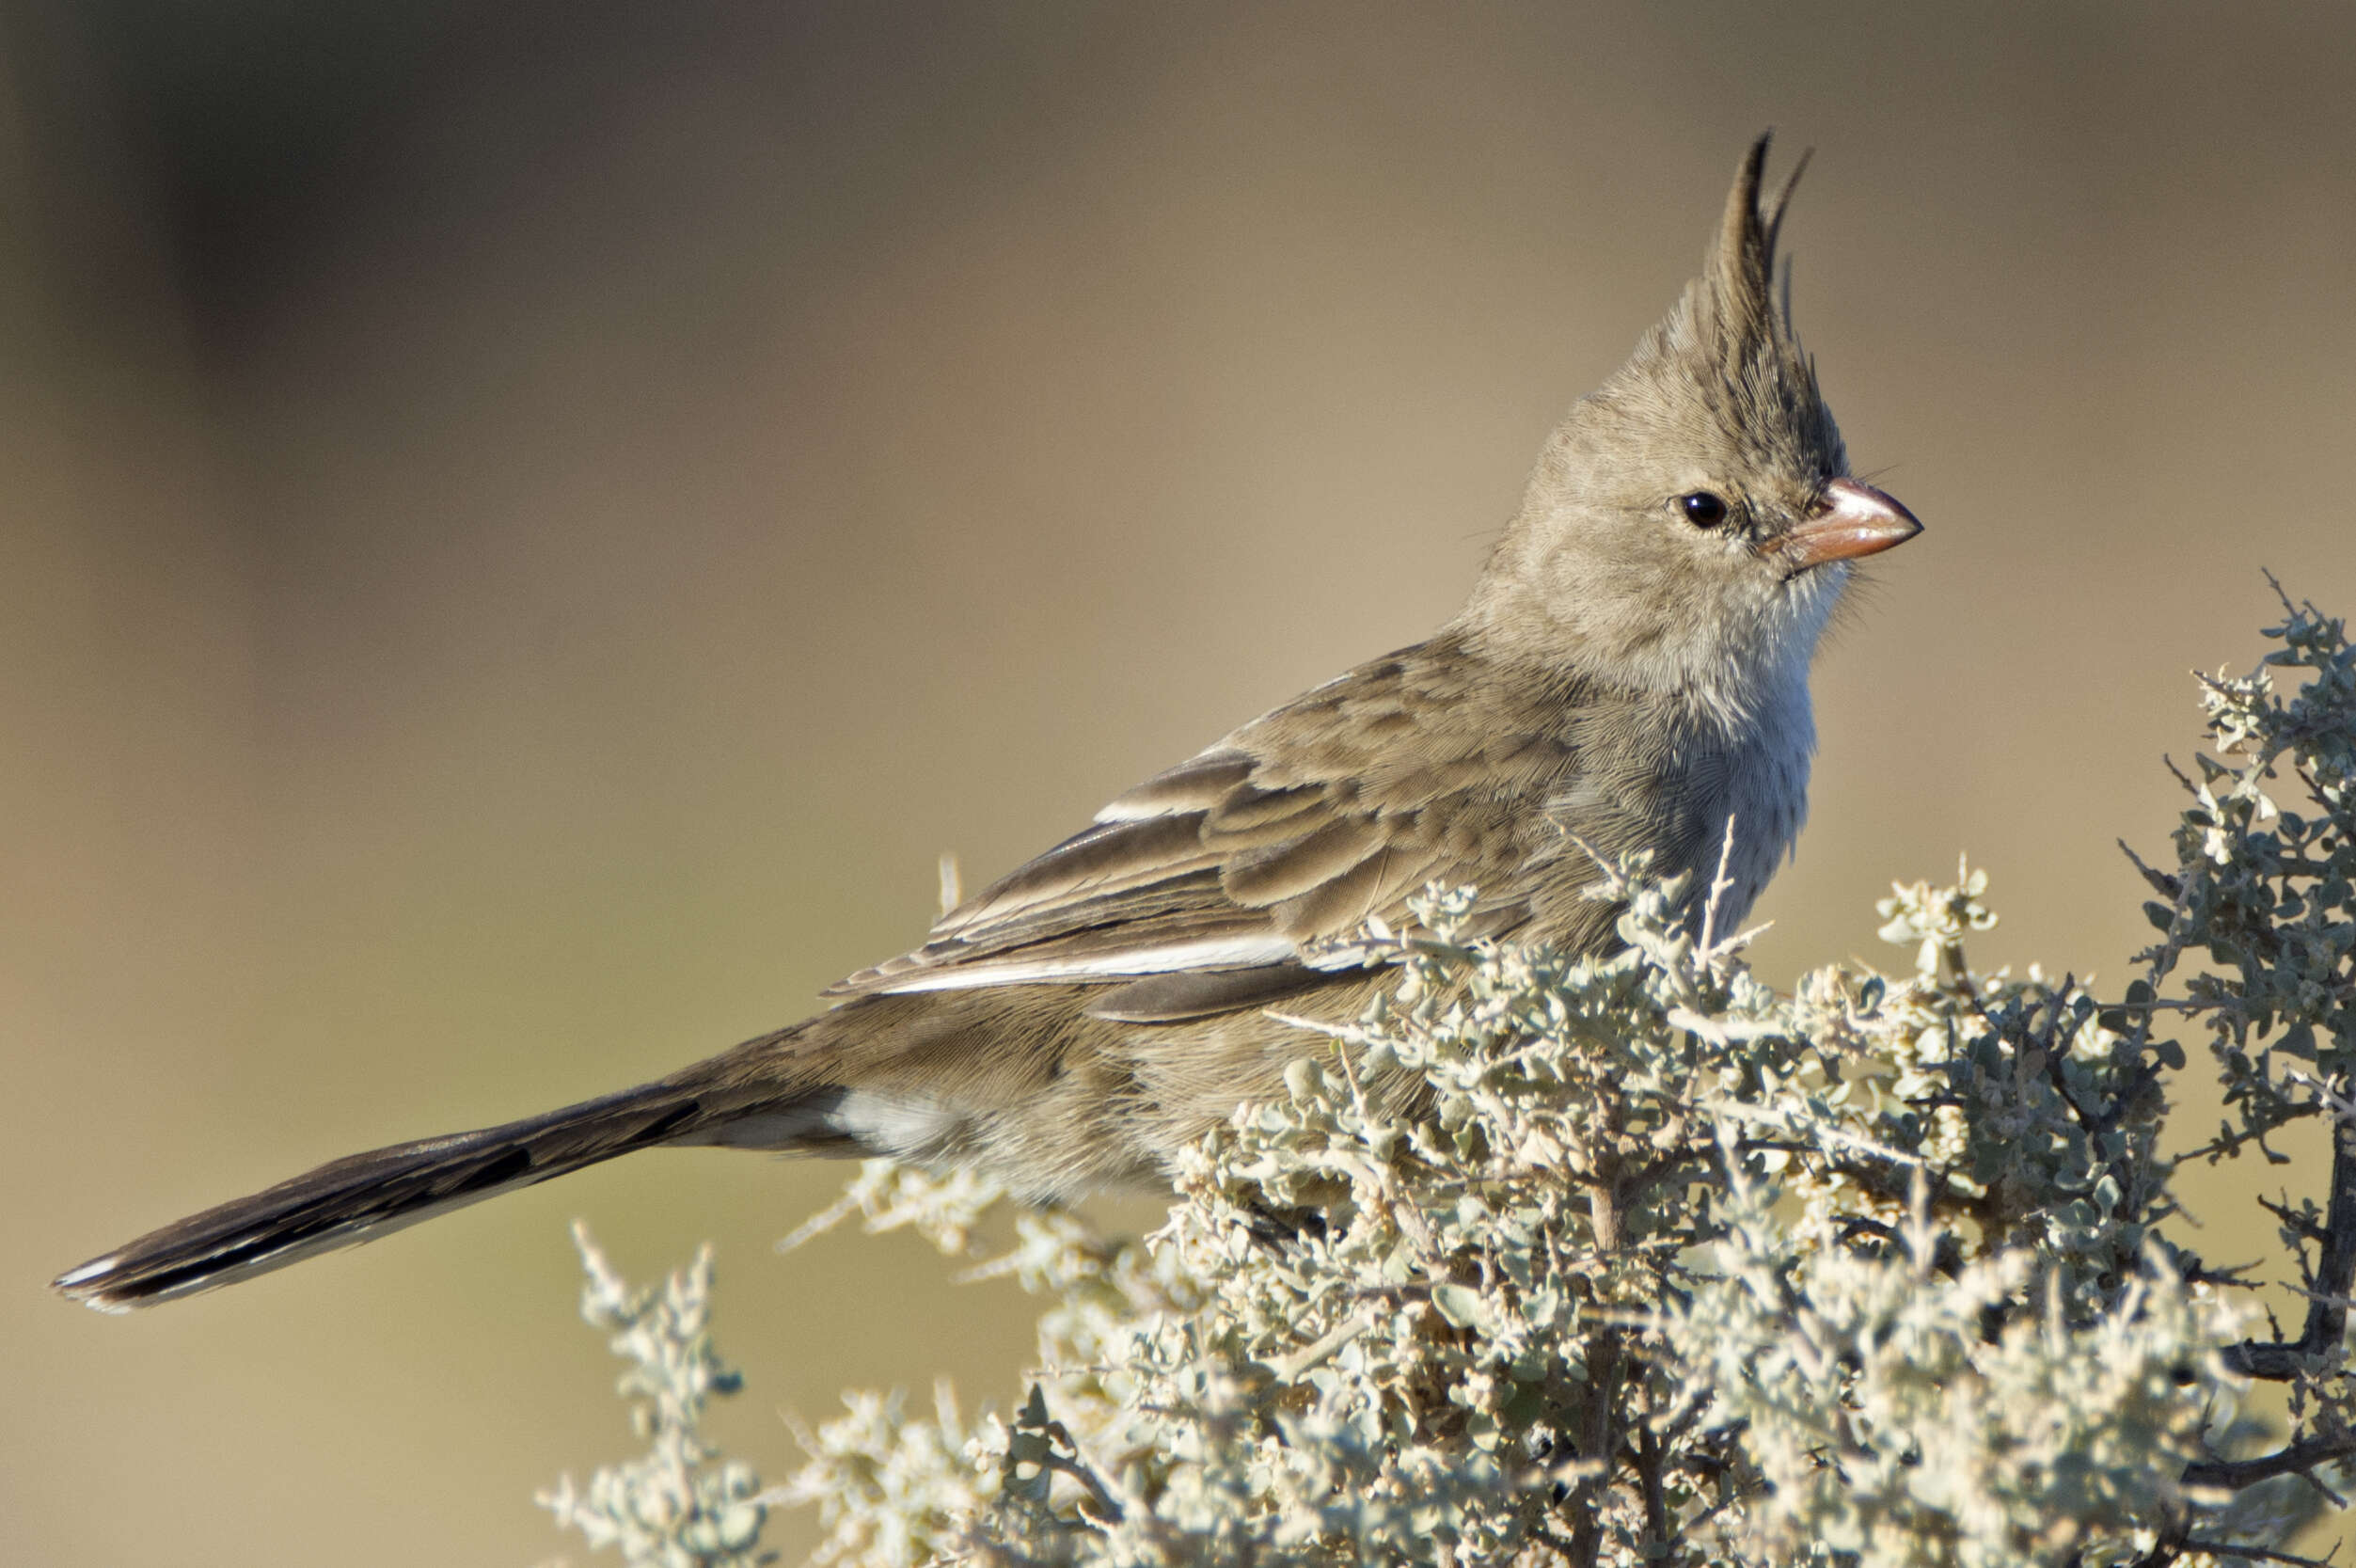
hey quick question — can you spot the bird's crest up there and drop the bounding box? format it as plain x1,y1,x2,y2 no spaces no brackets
1598,133,1843,479
1703,133,1810,354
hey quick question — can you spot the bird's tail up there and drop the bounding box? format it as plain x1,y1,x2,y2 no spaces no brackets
53,1078,735,1311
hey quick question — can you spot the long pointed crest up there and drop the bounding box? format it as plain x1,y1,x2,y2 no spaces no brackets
1707,133,1811,345
1589,132,1843,483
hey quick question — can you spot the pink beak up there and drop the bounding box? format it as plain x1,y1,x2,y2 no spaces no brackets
1776,478,1921,572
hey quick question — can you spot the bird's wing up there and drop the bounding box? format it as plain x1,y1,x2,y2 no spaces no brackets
824,636,1600,1020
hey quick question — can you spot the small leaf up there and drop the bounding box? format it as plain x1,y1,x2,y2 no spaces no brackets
1431,1284,1488,1329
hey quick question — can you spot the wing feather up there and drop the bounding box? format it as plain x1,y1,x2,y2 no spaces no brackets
822,633,1601,1014
1091,750,1255,820
1222,816,1387,907
931,814,1220,938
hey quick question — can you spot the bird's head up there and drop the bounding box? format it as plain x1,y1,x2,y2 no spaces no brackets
1466,135,1918,715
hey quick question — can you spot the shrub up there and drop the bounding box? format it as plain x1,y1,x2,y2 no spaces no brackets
547,584,2356,1568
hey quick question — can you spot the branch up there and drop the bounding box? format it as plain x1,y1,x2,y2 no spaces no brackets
2180,1540,2341,1568
2185,1433,2356,1490
2222,1081,2356,1379
1043,1450,1125,1525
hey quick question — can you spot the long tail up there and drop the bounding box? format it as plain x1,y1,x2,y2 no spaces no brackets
54,1078,740,1311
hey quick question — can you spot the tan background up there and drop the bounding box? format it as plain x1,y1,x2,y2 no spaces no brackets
6,3,2354,1563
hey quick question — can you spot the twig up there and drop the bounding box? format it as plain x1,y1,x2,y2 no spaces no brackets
1043,1450,1125,1526
2222,1088,2356,1379
2185,1433,2356,1490
2178,1538,2338,1568
1699,814,1739,958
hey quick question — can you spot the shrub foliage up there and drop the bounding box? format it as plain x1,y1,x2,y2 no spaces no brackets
547,586,2356,1567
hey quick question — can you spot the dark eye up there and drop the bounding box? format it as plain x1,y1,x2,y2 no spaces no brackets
1678,491,1729,528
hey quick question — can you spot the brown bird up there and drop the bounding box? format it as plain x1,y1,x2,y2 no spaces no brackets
55,135,1918,1311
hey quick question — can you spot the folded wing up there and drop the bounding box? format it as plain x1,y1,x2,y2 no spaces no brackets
825,635,1599,1022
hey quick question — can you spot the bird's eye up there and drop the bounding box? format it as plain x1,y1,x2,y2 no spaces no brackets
1678,491,1729,528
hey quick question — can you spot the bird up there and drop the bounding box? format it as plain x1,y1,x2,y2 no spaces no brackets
54,134,1918,1312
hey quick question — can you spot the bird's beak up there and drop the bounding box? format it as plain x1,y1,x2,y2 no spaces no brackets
1773,479,1921,573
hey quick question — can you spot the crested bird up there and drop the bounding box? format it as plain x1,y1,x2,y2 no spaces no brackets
55,134,1918,1312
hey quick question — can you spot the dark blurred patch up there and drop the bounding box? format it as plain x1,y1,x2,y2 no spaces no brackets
6,0,471,335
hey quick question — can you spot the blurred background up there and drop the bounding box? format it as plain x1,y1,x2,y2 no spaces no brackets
5,2,2353,1562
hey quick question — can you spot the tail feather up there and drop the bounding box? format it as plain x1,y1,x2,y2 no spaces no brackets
54,1082,717,1311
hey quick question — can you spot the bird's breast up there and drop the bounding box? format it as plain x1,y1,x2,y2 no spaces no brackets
1518,677,1813,945
1693,678,1816,929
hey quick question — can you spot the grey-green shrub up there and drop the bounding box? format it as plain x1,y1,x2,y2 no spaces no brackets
546,585,2356,1568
